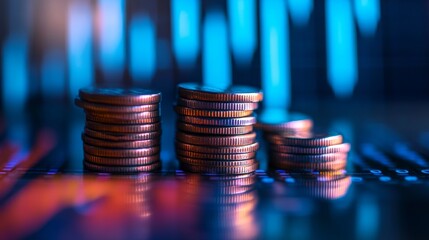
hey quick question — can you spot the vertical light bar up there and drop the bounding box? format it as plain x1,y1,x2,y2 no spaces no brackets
68,0,93,99
171,0,200,68
203,11,231,89
98,0,125,78
354,0,380,36
2,34,28,112
129,15,156,82
227,0,256,65
260,0,290,109
41,50,65,99
326,0,357,98
288,0,313,26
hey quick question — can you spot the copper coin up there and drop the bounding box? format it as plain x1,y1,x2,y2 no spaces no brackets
174,106,253,118
176,149,256,160
75,98,159,113
86,110,160,121
178,83,263,103
84,128,161,141
84,144,160,157
82,134,159,149
176,131,256,146
86,115,160,124
177,98,258,110
84,161,161,173
175,142,259,154
79,87,161,105
270,158,347,171
181,163,258,174
178,115,256,126
86,121,161,133
270,143,351,155
269,152,348,162
256,110,313,132
176,122,253,135
84,153,160,166
266,131,343,147
185,173,257,186
178,156,256,167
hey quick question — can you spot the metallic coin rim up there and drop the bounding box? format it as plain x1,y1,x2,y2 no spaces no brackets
265,132,343,147
84,144,160,157
270,143,351,155
269,152,348,163
84,128,161,141
86,121,161,133
177,98,258,110
176,150,256,161
174,106,253,118
82,134,159,149
75,98,159,113
86,115,160,124
176,131,257,146
270,158,347,171
175,141,259,154
84,153,160,166
178,156,256,167
79,87,161,105
84,161,161,173
176,122,253,135
178,115,256,126
86,110,160,120
180,163,259,174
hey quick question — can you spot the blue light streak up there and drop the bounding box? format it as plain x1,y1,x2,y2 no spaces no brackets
2,34,29,112
68,0,93,100
129,15,156,82
288,0,313,26
98,0,125,79
227,0,256,65
171,0,200,69
260,0,290,109
326,0,357,98
354,0,380,36
41,50,65,99
203,11,231,89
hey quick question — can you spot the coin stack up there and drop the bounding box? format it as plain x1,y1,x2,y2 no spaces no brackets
75,87,162,173
174,83,263,175
257,111,350,173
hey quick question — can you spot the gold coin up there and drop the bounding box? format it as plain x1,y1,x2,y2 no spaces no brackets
175,131,256,146
84,144,160,157
86,121,161,133
174,106,253,118
176,122,253,135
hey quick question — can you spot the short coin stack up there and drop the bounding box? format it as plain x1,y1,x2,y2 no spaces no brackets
174,83,263,175
257,110,350,173
75,87,162,173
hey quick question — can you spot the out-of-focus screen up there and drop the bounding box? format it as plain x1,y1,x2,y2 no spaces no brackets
2,1,429,240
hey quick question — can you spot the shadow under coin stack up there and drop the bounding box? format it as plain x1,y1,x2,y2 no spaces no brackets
174,83,263,175
75,87,162,173
257,111,350,173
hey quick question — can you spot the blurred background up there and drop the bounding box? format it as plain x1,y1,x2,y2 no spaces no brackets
1,0,429,114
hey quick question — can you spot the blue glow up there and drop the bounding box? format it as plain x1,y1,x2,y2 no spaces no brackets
98,0,125,79
68,1,93,100
326,0,357,98
227,0,256,65
129,15,156,81
288,0,313,26
203,11,231,89
41,50,65,99
260,0,290,109
2,34,28,112
354,0,380,36
171,0,200,68
356,196,379,239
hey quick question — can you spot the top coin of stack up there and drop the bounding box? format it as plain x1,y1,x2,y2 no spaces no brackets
174,83,263,175
75,87,162,173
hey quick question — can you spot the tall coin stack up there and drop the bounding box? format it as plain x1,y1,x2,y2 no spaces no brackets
174,83,263,175
75,87,162,173
257,111,350,173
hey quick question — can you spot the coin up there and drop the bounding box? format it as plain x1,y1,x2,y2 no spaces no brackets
269,152,347,162
181,163,258,174
87,114,160,124
84,128,161,141
177,115,256,126
175,106,253,118
176,150,256,161
75,98,159,113
175,142,259,154
86,110,160,121
270,143,351,154
256,109,313,132
177,98,258,110
178,156,256,167
176,131,256,146
79,87,161,105
84,144,160,157
266,131,343,147
270,158,347,171
82,134,159,148
84,153,160,166
176,122,253,135
86,121,161,133
178,83,263,102
84,161,161,173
